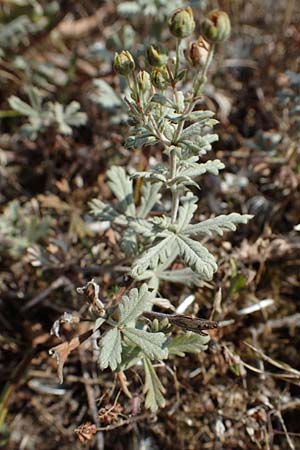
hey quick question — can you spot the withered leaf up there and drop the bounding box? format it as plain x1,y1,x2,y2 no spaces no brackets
49,329,93,383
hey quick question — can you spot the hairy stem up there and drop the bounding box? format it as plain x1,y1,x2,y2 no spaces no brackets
169,44,216,224
192,44,215,98
170,149,179,224
172,43,215,146
174,38,181,80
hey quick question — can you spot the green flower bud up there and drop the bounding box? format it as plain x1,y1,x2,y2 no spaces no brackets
169,7,195,39
201,10,231,44
150,66,170,90
136,70,151,93
113,50,135,76
152,319,159,332
146,44,168,67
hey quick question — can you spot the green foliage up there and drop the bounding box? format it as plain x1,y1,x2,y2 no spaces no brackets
143,356,166,412
99,327,122,371
8,87,87,139
167,333,210,356
0,1,59,53
0,200,51,259
97,284,168,371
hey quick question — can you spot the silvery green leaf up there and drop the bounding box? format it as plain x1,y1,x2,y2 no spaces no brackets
176,235,217,280
138,182,162,218
121,228,137,255
119,284,154,325
117,1,141,16
131,168,167,184
8,96,37,117
150,93,168,105
131,234,178,277
118,345,142,371
27,87,43,112
125,128,157,149
62,101,87,126
177,192,198,231
0,15,33,50
143,357,165,413
167,333,210,356
99,327,122,371
178,159,225,178
133,269,160,292
50,101,87,135
180,116,215,140
88,199,128,225
92,79,123,110
108,166,135,216
169,175,199,189
166,113,185,123
52,102,72,135
180,134,219,156
184,110,215,123
157,268,207,287
184,213,253,237
129,218,154,238
163,121,176,141
123,328,168,360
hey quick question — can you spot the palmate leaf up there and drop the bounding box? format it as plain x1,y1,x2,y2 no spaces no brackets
167,333,210,356
99,327,122,371
183,213,253,237
107,166,136,216
92,79,123,110
119,284,153,325
123,328,168,360
131,234,178,277
176,235,217,280
143,357,166,413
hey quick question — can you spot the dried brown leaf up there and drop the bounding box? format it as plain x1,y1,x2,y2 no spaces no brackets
49,330,93,383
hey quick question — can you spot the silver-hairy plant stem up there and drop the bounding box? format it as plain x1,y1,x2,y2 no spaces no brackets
170,149,179,223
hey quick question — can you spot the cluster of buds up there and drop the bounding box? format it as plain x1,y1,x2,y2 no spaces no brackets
113,8,231,89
